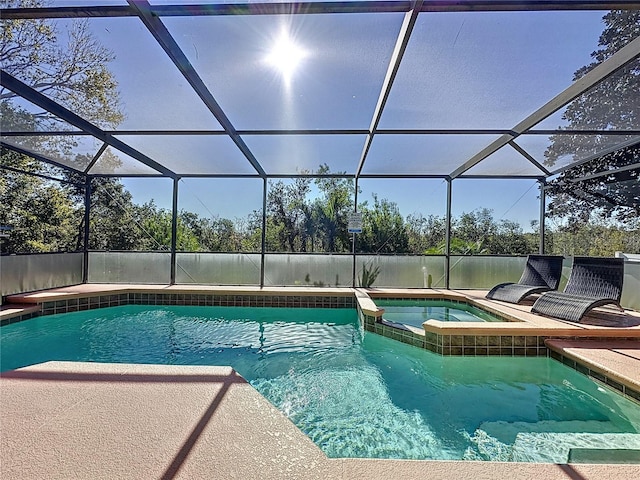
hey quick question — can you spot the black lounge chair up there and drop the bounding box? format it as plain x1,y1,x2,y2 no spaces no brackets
531,256,625,323
486,254,564,304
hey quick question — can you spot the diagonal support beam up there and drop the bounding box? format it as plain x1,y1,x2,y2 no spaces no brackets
450,34,640,179
129,0,267,178
508,140,552,176
1,71,177,178
570,161,640,182
355,0,423,178
85,143,109,174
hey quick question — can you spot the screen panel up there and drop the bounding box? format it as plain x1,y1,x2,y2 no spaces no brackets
514,134,640,173
114,134,258,175
1,134,101,171
463,144,546,177
362,134,500,175
89,145,162,175
243,134,365,175
164,12,403,130
531,58,640,132
380,10,607,129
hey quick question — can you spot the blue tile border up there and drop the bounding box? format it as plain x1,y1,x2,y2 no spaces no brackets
548,348,640,405
2,293,356,326
356,303,547,357
1,310,39,327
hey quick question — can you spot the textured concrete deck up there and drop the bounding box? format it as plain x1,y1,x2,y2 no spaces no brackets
2,361,640,480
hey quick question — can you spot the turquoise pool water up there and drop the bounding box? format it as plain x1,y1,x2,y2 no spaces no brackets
2,305,639,463
375,299,503,327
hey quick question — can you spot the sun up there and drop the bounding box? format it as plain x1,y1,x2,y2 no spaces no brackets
265,30,307,84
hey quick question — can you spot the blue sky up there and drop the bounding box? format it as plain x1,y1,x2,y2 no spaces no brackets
75,7,608,230
121,176,542,231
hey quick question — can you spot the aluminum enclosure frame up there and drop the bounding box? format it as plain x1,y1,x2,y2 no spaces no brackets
1,0,639,287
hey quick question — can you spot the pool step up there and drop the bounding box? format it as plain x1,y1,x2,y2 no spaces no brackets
509,432,640,463
567,447,640,464
478,419,626,444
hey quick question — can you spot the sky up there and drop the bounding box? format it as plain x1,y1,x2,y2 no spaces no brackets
21,4,611,231
121,176,543,231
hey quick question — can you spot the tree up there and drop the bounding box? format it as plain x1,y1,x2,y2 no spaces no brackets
406,213,447,253
0,149,80,253
357,194,409,253
545,144,639,225
311,164,354,253
489,219,537,255
1,0,127,253
454,208,497,248
1,0,123,128
544,10,640,225
547,219,640,256
86,178,144,250
266,177,312,252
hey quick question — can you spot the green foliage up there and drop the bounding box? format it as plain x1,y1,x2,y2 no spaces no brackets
264,164,355,253
358,262,380,288
406,213,446,253
546,220,640,257
420,209,537,255
544,10,639,226
312,164,354,252
1,1,124,128
545,145,639,226
3,157,636,257
424,238,487,255
266,177,312,251
0,149,82,253
357,194,409,253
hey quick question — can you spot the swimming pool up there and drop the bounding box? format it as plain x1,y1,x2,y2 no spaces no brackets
2,305,639,463
375,299,503,327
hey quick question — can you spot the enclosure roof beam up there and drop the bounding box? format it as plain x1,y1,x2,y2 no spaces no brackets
0,71,177,178
355,0,423,178
550,137,640,177
449,35,640,179
570,162,640,182
129,0,267,178
3,1,640,19
6,128,640,137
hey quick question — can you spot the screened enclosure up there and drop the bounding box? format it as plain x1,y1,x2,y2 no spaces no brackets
1,1,639,299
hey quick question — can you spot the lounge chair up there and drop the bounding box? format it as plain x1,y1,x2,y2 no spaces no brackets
486,254,564,304
531,256,625,322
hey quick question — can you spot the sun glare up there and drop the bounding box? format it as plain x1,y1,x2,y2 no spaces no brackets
265,30,307,83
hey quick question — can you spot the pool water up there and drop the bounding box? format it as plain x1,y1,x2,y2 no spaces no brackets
2,305,639,463
375,299,503,327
